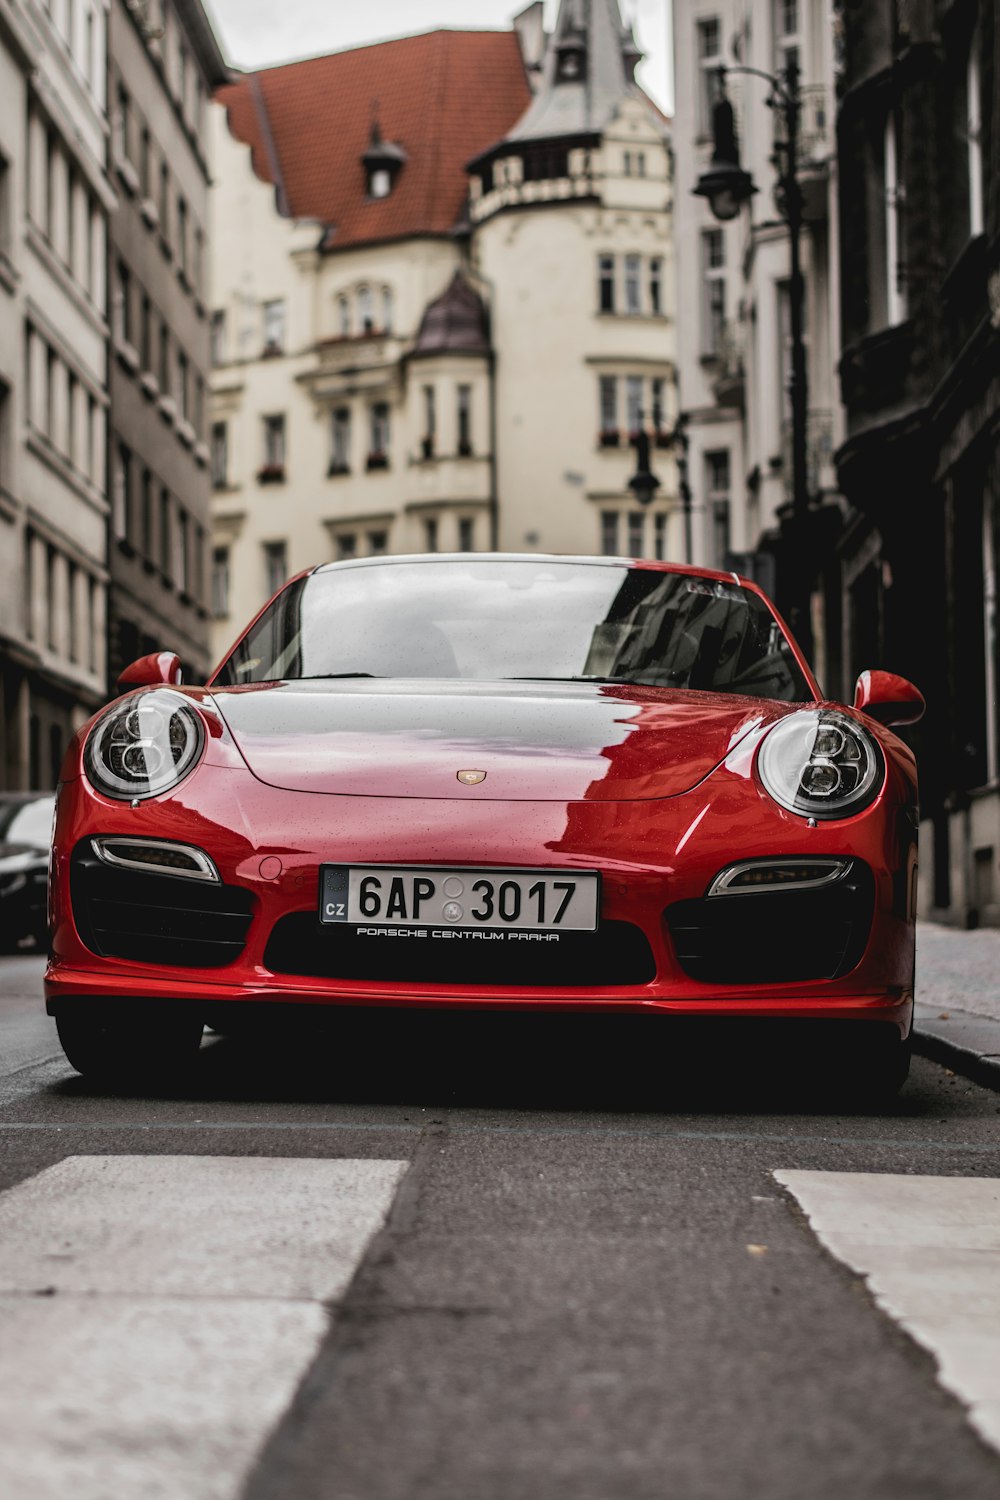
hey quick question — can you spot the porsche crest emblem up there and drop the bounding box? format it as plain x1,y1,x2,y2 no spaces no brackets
457,769,487,785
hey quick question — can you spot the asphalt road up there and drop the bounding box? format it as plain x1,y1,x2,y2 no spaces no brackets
2,954,1000,1499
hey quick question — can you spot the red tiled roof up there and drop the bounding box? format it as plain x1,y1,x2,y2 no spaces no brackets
218,30,531,252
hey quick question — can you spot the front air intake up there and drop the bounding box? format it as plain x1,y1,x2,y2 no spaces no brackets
70,842,254,968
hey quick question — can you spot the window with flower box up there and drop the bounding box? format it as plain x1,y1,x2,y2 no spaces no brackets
367,402,390,469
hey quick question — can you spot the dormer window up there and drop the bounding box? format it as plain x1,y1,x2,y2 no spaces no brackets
362,115,407,201
556,42,586,82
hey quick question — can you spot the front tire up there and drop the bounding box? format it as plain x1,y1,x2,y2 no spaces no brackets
55,1004,204,1083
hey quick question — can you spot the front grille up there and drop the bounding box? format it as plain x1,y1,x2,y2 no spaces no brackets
263,914,656,987
70,843,255,968
665,860,876,985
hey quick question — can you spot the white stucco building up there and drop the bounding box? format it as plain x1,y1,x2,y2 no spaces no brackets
208,0,676,658
0,0,114,789
672,0,841,667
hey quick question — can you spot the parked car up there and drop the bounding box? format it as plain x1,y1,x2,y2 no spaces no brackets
0,793,55,951
46,554,923,1091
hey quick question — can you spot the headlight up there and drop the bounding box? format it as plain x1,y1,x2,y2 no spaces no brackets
758,709,882,820
85,690,205,801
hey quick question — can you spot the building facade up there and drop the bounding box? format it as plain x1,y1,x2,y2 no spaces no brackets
834,0,999,926
208,1,676,659
106,0,227,689
1,0,115,791
672,0,842,624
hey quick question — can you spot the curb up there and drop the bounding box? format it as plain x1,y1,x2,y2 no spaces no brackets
912,1022,1000,1094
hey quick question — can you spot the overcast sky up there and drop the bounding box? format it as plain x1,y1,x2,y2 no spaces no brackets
205,0,673,112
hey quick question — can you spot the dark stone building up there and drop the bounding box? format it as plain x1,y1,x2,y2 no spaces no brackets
107,0,226,689
833,0,999,925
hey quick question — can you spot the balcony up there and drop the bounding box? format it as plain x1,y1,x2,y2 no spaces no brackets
710,322,745,412
780,408,835,498
774,83,832,222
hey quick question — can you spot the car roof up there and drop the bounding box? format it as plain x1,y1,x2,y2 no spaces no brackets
312,553,749,588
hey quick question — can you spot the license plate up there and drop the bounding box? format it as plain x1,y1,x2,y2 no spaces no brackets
320,865,599,932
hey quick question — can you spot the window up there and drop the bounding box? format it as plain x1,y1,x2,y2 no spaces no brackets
458,517,474,552
159,319,170,393
627,511,645,557
884,113,906,326
382,287,394,333
653,512,667,561
598,254,615,313
457,385,472,455
967,38,983,238
625,254,641,315
651,377,666,432
177,350,188,419
358,286,374,334
159,488,171,581
697,17,724,135
116,81,131,164
113,442,130,540
773,0,800,76
67,373,78,468
263,541,287,597
370,169,391,200
624,150,633,176
599,375,618,442
336,534,357,560
46,131,57,242
330,407,351,474
140,126,151,198
262,298,285,355
210,310,226,365
263,414,286,474
159,160,169,240
337,295,350,337
367,530,388,556
0,151,10,254
140,294,152,371
116,260,132,343
141,469,153,556
211,421,228,489
368,401,390,466
66,169,76,277
422,384,436,456
649,257,663,315
601,510,619,556
702,229,725,356
176,508,189,594
705,450,731,569
626,375,643,436
424,517,438,553
176,196,188,274
211,546,230,617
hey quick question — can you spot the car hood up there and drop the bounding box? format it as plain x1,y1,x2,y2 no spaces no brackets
209,679,788,802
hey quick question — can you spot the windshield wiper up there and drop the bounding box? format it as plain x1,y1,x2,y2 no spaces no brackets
298,672,382,679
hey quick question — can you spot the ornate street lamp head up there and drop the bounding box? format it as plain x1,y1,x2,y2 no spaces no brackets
693,95,758,221
628,428,660,507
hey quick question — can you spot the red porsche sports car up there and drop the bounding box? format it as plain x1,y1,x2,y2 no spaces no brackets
46,554,924,1092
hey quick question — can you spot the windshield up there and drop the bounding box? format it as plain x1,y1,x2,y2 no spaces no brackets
213,560,813,703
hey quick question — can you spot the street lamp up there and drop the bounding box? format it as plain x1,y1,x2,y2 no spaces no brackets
627,422,660,508
692,59,812,655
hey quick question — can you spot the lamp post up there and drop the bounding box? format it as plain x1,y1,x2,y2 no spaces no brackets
627,408,695,563
693,58,812,655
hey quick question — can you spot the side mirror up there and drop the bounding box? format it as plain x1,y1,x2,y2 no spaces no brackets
116,652,183,692
854,670,925,727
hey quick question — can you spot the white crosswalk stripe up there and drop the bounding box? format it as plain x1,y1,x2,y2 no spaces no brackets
775,1170,1000,1454
0,1155,408,1500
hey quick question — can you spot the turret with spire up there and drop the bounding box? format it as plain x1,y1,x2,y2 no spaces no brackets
468,0,664,220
